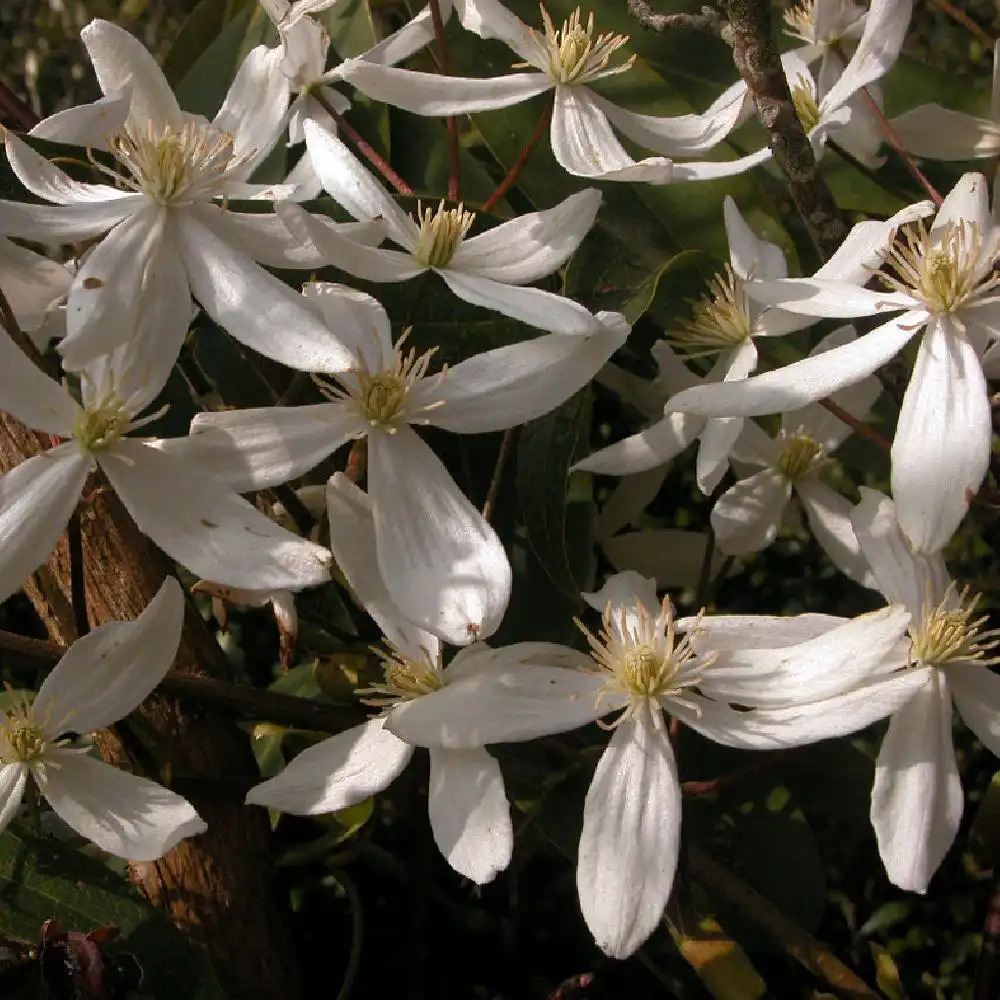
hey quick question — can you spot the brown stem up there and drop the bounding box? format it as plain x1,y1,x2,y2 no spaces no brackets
724,0,848,260
819,397,891,451
482,426,519,523
482,98,553,213
690,848,881,1000
681,751,783,797
929,0,994,47
311,89,414,196
0,80,39,131
430,0,461,201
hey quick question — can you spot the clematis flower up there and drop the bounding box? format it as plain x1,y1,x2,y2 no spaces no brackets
170,282,630,644
246,474,513,885
335,0,752,183
0,578,206,860
666,180,993,555
782,0,868,85
711,327,878,586
850,488,1000,892
0,323,332,607
0,19,381,373
385,569,923,958
280,120,603,335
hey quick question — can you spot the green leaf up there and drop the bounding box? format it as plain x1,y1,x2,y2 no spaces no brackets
318,0,377,59
163,0,255,90
0,823,227,999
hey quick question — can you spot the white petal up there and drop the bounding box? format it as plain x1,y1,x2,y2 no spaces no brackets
0,199,136,244
711,470,791,555
40,750,205,861
29,92,130,147
80,19,183,129
700,603,910,707
301,281,394,369
680,612,844,648
572,411,703,476
602,528,716,589
813,209,932,285
0,765,27,834
932,172,991,235
452,188,601,285
354,2,443,67
34,578,183,736
369,429,511,645
174,404,355,491
695,414,744,494
724,196,786,281
951,666,1000,758
595,466,668,540
101,440,332,591
0,238,71,333
245,718,412,813
667,313,919,416
551,87,674,183
428,315,628,433
386,657,604,748
796,480,875,587
439,270,601,336
871,674,963,893
890,106,1000,161
892,319,990,553
453,0,538,63
427,748,512,884
748,277,912,317
670,145,776,182
0,449,89,606
577,710,680,959
583,569,660,622
337,59,551,115
175,212,356,373
0,330,77,434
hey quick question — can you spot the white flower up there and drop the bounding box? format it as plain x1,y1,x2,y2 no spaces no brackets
0,19,381,373
670,178,992,555
711,326,878,586
0,578,206,860
279,120,604,335
246,474,512,885
0,327,331,607
169,282,630,644
851,488,1000,892
385,570,924,958
782,0,867,79
334,0,751,183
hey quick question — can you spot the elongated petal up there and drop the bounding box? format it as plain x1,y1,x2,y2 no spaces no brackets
453,188,601,284
338,60,551,115
583,570,659,622
246,718,412,813
892,318,990,553
301,281,395,369
724,196,786,281
696,414,744,494
454,0,538,63
551,87,674,183
578,710,680,959
711,469,790,555
667,312,920,416
670,145,775,182
951,666,1000,757
34,578,183,736
39,750,205,861
427,314,628,433
326,473,440,662
797,480,875,587
871,674,963,892
101,440,332,591
932,172,990,235
174,404,356,491
595,466,668,540
369,429,511,644
572,411,703,476
354,2,444,67
0,765,27,835
0,238,71,334
80,19,183,129
29,92,130,147
0,331,77,435
386,659,604,748
0,448,89,605
891,106,1000,160
175,212,356,373
700,604,910,707
602,528,716,589
678,612,843,649
749,278,912,317
427,748,512,884
0,198,137,243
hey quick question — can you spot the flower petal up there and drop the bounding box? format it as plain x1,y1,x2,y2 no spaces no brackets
748,277,912,317
932,172,991,235
428,313,628,433
369,429,511,644
890,105,1000,161
34,578,183,736
871,674,963,893
583,569,659,623
711,469,791,555
0,238,71,334
724,196,786,281
101,440,332,591
0,198,139,244
0,765,27,835
452,188,601,284
0,448,89,606
39,750,205,860
29,92,131,148
892,318,990,553
797,480,876,587
301,282,395,369
0,331,77,434
427,747,512,884
679,612,844,649
577,710,680,959
571,411,703,476
245,717,412,813
670,145,775,182
453,0,538,64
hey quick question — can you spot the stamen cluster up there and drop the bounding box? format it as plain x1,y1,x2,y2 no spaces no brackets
414,202,475,268
528,6,634,85
775,429,827,481
670,266,752,356
910,585,1000,669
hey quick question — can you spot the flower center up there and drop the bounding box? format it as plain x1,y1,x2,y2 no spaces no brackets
783,0,816,41
774,430,826,480
578,598,713,726
73,395,131,453
878,220,1000,315
0,702,48,765
910,585,1000,669
669,266,752,357
790,75,821,132
358,643,445,709
413,202,475,268
527,5,634,84
105,121,245,205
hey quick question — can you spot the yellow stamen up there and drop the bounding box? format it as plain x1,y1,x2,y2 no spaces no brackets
669,265,751,357
911,585,1000,668
413,202,475,268
521,5,635,84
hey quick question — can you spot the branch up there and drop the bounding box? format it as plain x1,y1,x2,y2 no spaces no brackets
724,0,848,261
628,0,725,35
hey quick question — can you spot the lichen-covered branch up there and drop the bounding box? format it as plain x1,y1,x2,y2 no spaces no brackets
627,0,725,35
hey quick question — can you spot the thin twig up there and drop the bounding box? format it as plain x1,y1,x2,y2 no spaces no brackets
694,528,717,608
67,511,89,637
430,0,461,201
311,89,414,196
929,0,994,48
0,81,39,131
681,751,783,797
482,98,553,213
628,0,725,35
819,397,891,452
482,426,519,522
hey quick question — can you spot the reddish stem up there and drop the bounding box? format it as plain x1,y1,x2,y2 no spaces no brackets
0,80,39,130
929,0,994,48
682,752,783,797
430,0,461,201
482,99,553,212
819,397,892,452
